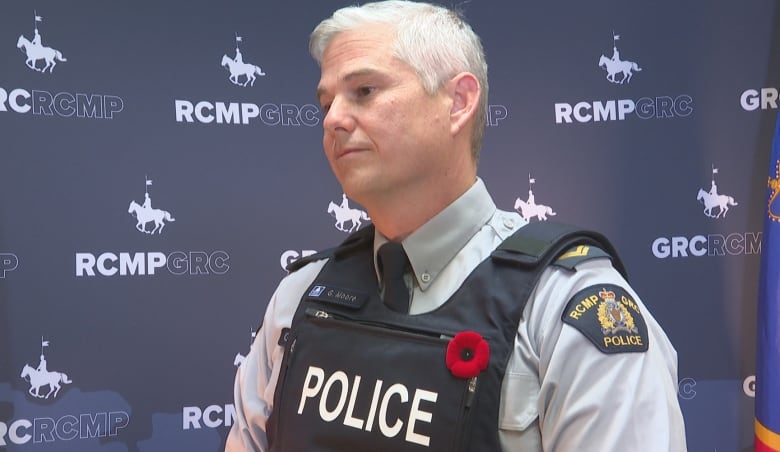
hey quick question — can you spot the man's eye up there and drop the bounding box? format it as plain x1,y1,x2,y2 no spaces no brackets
320,103,331,113
357,86,375,97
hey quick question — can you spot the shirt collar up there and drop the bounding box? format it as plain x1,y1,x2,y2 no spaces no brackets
374,178,496,290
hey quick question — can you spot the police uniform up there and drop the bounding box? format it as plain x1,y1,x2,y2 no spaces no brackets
226,178,687,451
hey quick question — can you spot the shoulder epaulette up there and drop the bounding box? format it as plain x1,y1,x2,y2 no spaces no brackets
285,224,375,273
552,244,612,271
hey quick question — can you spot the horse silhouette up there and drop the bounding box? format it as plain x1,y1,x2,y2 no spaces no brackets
514,198,556,221
598,54,641,84
697,188,738,218
21,364,72,399
128,200,176,234
17,35,66,73
328,201,370,232
221,54,266,87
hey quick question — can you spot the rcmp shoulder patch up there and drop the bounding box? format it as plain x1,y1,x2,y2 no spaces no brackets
561,284,648,354
552,245,612,271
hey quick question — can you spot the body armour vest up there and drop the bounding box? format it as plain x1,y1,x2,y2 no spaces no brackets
267,221,624,452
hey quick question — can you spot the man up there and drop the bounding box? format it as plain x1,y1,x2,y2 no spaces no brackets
227,1,687,451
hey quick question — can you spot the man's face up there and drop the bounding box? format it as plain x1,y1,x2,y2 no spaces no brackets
316,25,453,208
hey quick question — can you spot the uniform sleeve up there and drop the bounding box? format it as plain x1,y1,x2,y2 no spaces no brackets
224,296,277,451
225,260,326,452
505,257,688,452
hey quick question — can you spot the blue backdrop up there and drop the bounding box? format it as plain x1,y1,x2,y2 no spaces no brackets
1,0,777,450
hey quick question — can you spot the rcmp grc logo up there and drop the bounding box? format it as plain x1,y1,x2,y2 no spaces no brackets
328,194,370,233
563,284,648,353
20,337,72,399
221,34,266,87
598,32,641,85
514,174,556,221
128,176,176,235
16,11,67,73
696,165,738,219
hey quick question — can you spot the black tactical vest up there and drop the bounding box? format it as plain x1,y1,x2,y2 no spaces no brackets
267,221,623,452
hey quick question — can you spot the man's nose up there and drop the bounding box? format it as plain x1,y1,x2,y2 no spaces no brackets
323,97,356,132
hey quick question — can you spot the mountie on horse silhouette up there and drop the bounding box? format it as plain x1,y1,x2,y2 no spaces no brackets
17,27,67,73
696,179,738,219
598,44,641,85
128,192,176,234
222,46,266,87
328,194,370,233
20,353,72,399
514,188,556,222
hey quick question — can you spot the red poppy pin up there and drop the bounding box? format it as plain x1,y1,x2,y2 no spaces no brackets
446,331,490,379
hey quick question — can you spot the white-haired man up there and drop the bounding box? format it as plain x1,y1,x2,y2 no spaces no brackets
227,2,687,451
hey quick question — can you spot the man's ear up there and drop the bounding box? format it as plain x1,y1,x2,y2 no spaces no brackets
448,72,480,136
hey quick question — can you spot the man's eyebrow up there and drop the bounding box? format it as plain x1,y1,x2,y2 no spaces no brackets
316,68,383,101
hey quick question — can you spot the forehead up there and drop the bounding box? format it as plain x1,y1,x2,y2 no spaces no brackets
319,25,400,78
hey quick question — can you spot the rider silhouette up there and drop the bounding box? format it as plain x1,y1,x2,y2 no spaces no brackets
340,193,350,210
611,45,621,63
235,47,244,64
709,179,718,197
143,192,152,210
527,189,536,206
37,354,48,373
32,28,42,47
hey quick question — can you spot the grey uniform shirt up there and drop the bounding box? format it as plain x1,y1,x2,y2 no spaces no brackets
226,178,688,451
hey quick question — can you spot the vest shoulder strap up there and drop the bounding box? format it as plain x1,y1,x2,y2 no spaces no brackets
493,221,627,279
285,224,375,272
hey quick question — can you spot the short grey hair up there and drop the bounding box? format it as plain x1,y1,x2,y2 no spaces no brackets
310,1,489,161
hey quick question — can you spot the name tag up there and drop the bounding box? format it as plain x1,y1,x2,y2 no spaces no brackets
306,284,368,309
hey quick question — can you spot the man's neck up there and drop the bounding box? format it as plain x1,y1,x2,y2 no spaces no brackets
366,176,477,241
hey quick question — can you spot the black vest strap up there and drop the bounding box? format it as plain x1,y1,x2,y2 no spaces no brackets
285,225,375,273
495,220,627,278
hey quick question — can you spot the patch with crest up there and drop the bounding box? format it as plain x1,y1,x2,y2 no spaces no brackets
562,284,648,354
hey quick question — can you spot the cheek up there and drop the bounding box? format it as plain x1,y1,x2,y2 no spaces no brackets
322,134,334,158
